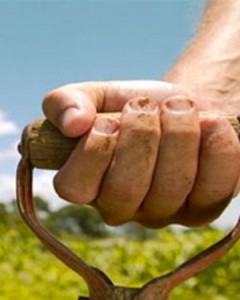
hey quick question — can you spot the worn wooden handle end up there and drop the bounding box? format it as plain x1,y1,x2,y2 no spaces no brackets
19,119,78,170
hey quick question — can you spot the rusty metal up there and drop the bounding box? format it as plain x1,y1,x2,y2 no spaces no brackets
16,121,240,300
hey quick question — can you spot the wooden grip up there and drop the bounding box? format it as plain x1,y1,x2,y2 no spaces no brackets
19,114,240,170
19,119,78,170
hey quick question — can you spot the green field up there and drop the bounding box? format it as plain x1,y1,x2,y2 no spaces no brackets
1,199,240,300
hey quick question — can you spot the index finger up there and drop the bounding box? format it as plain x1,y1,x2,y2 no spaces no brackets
42,80,187,137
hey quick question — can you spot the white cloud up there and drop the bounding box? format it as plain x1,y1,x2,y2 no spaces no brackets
0,170,64,209
33,170,65,209
0,140,20,162
0,110,19,136
0,174,16,202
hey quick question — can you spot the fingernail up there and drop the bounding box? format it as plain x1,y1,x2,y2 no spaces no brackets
128,97,158,113
164,97,193,112
93,116,119,135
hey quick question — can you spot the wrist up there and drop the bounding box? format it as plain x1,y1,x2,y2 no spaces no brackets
165,0,240,109
165,49,240,105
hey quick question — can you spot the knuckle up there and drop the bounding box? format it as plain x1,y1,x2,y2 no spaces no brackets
53,175,79,204
135,213,171,229
43,86,70,104
101,215,126,227
42,88,64,113
97,204,133,226
43,89,62,103
53,175,70,201
176,214,216,228
54,174,97,204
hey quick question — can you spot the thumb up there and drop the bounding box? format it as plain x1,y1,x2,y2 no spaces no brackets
43,80,187,137
42,87,97,137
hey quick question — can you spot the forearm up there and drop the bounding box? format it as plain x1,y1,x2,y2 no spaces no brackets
166,0,240,109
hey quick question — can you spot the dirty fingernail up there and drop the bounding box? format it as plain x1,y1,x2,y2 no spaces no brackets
165,97,194,112
128,97,158,113
93,116,120,135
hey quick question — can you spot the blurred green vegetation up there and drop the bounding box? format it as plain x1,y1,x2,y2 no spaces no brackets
0,197,240,299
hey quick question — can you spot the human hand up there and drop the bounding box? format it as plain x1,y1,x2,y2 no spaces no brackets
43,81,240,228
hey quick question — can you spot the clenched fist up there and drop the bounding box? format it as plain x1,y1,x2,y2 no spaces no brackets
43,81,240,228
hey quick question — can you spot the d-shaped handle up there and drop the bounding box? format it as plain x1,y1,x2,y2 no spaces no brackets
17,110,240,299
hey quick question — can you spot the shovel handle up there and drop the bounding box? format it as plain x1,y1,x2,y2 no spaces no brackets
19,113,240,170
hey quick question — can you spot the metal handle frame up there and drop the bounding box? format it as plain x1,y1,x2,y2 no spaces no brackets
16,155,240,300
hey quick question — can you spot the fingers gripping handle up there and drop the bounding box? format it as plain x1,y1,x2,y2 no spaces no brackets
18,113,121,170
17,113,240,299
19,114,240,170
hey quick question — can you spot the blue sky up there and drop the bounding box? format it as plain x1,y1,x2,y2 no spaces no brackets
0,1,204,126
2,0,239,228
